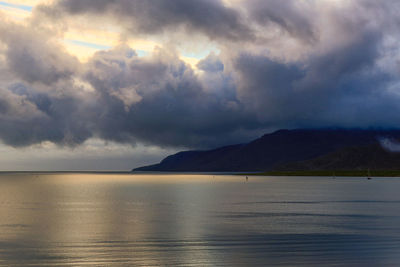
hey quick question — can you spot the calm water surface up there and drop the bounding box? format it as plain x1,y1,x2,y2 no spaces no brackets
1,173,400,266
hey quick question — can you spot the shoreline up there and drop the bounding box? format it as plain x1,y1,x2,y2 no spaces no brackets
242,170,400,177
1,170,400,177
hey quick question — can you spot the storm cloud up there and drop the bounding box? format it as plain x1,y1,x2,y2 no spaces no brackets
1,0,400,151
38,0,253,41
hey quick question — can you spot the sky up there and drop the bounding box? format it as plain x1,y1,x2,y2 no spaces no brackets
0,0,400,170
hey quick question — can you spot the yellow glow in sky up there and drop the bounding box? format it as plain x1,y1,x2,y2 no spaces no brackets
0,4,30,20
1,0,217,66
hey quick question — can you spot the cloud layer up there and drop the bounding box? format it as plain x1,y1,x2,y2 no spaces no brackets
38,0,253,41
1,0,400,150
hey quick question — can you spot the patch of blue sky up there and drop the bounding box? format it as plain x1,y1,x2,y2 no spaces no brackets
66,40,150,57
66,40,112,50
181,47,220,60
136,50,148,57
0,1,33,12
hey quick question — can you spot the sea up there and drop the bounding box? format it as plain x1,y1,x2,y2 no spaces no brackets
1,173,400,266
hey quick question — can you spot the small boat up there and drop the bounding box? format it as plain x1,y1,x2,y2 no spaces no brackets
367,169,372,180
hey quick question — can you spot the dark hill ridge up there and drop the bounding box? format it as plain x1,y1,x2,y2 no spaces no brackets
277,143,400,171
133,129,400,172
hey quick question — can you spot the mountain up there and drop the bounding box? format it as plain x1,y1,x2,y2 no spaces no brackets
277,143,400,171
132,129,400,172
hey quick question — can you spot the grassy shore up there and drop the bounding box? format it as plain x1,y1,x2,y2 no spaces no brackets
242,170,400,177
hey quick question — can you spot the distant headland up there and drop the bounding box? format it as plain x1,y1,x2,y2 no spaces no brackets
133,129,400,175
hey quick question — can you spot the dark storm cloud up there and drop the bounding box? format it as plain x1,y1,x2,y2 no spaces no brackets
197,53,224,72
38,0,253,41
1,0,400,150
0,20,94,147
243,0,317,44
232,26,398,129
0,28,260,148
0,83,94,147
0,22,78,85
84,46,260,148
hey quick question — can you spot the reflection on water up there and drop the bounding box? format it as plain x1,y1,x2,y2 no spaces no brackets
1,173,400,266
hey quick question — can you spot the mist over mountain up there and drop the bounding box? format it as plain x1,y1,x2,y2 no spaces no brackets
133,129,400,172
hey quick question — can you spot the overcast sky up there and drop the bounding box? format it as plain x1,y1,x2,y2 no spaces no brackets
0,0,400,170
